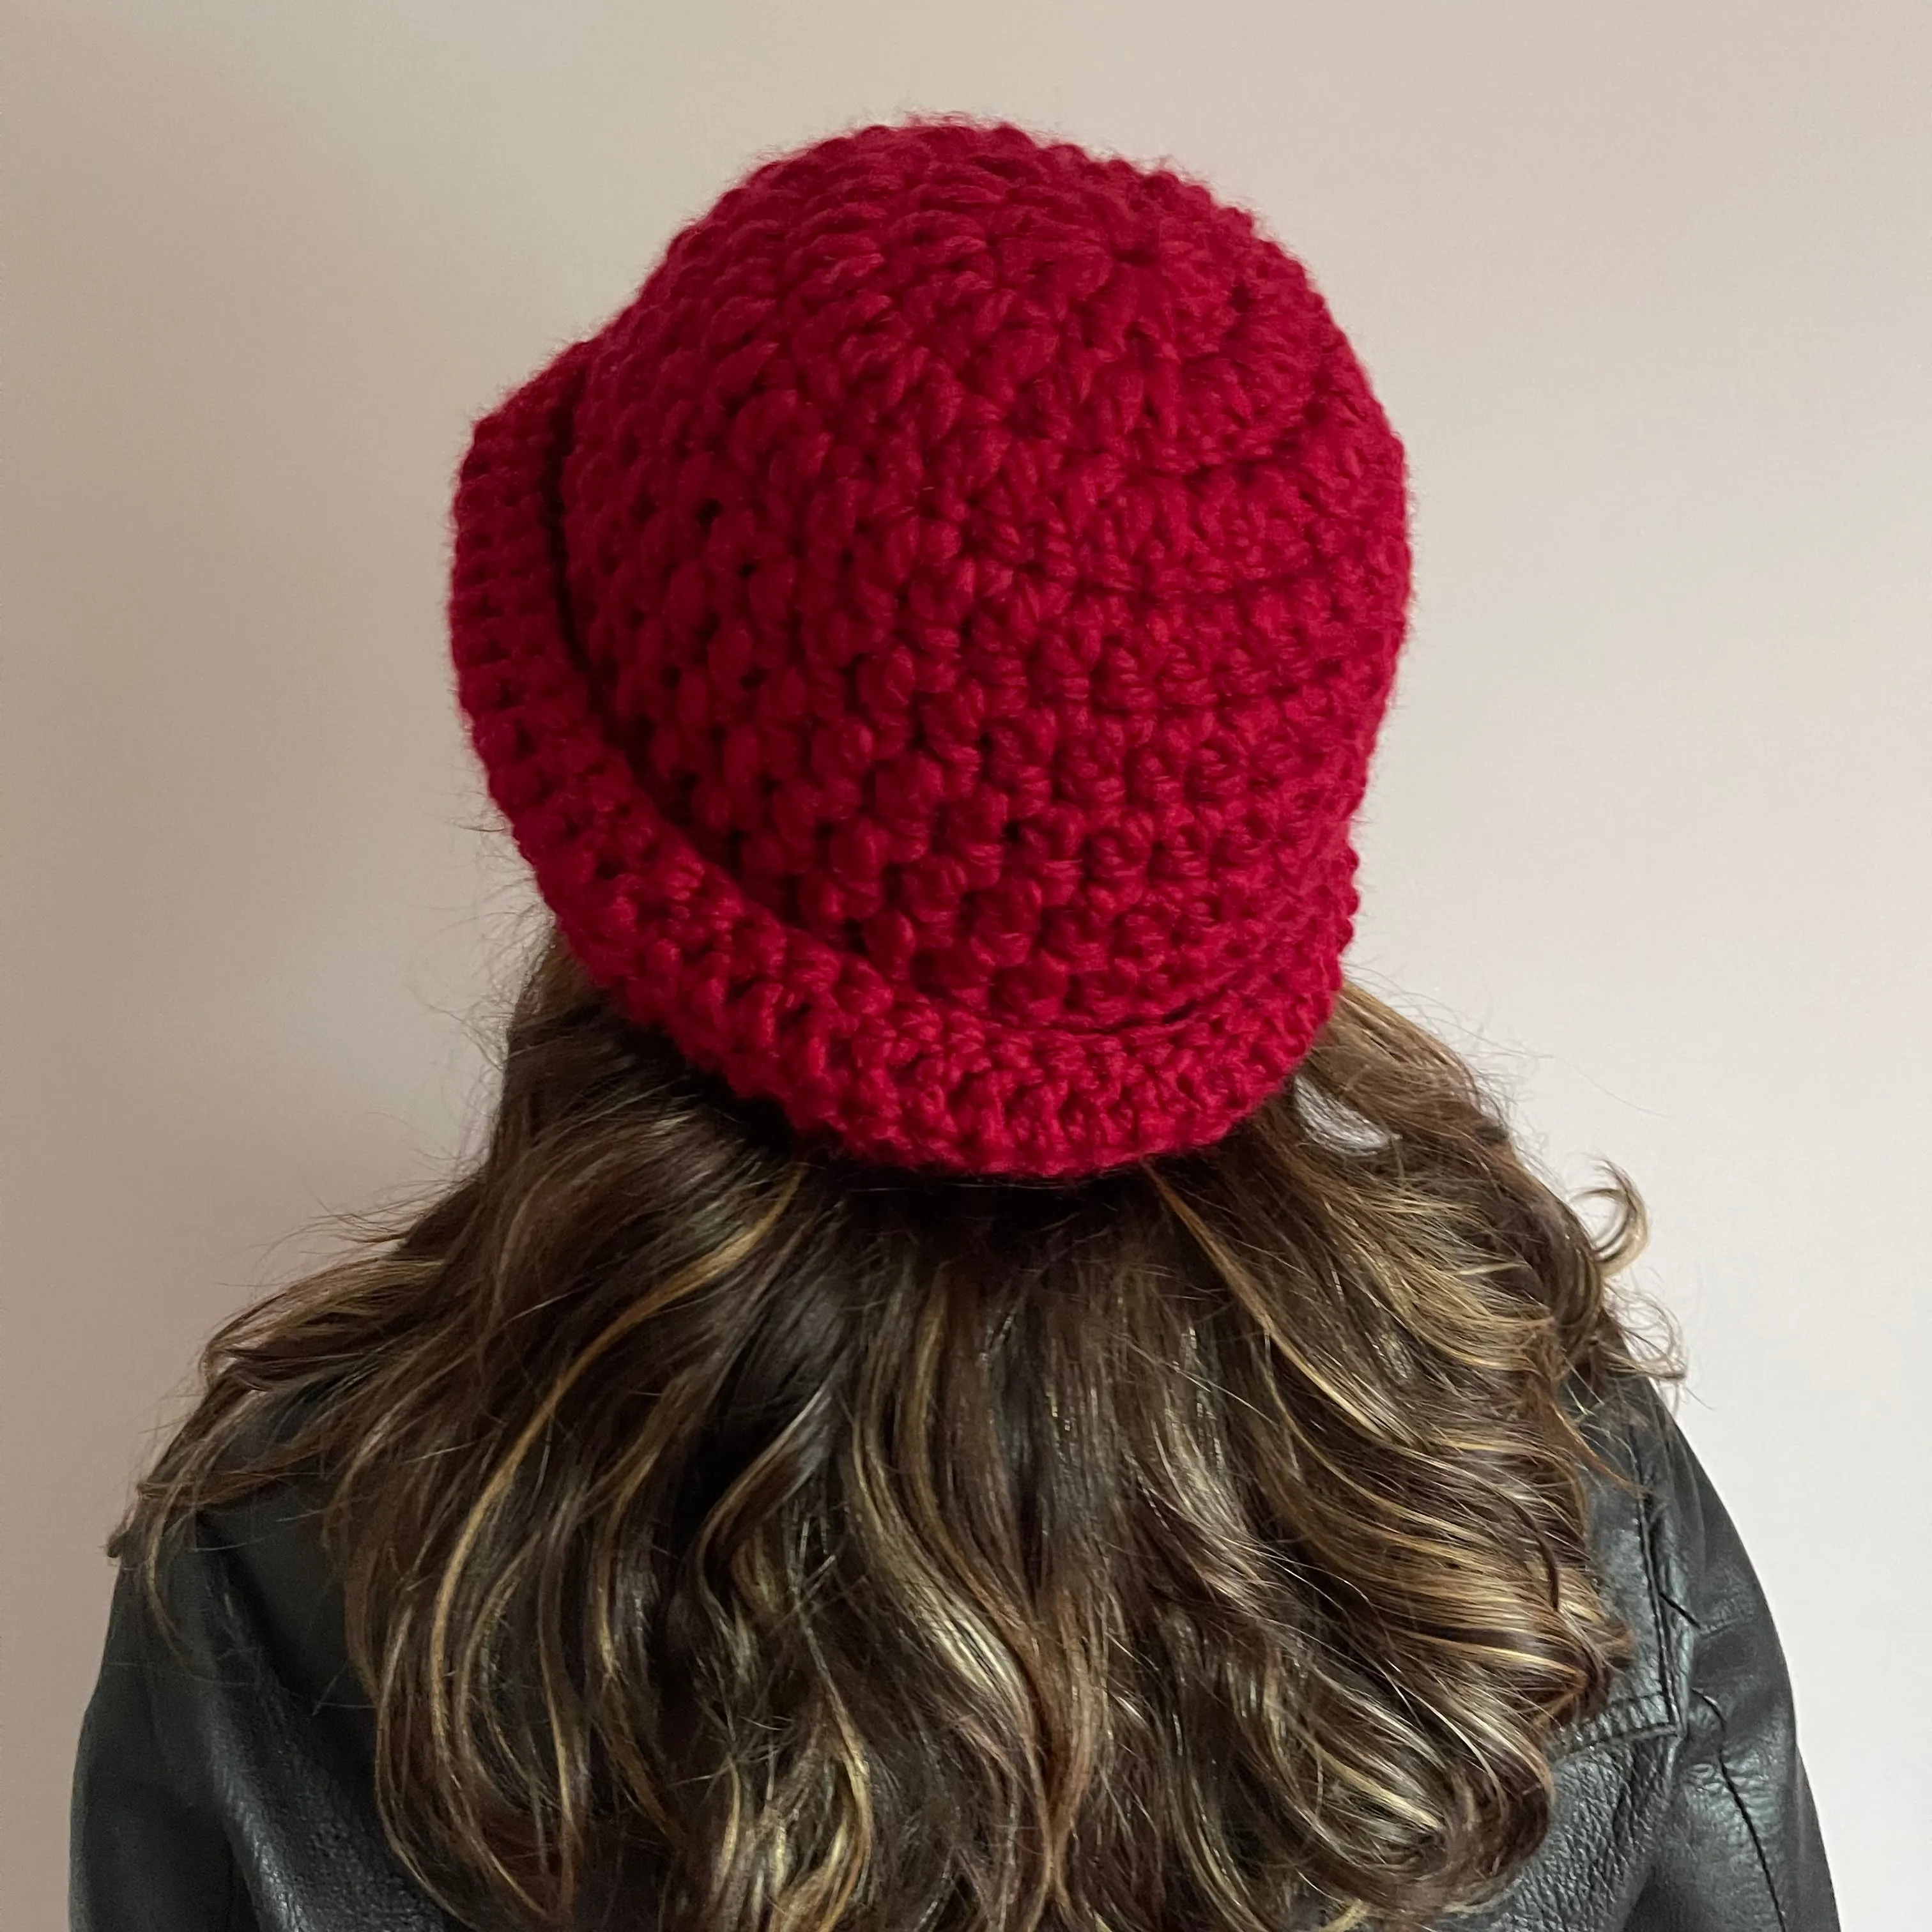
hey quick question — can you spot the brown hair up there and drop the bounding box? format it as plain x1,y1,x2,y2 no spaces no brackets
121,925,1678,1932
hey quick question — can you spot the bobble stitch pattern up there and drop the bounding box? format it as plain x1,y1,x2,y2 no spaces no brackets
450,119,1411,1177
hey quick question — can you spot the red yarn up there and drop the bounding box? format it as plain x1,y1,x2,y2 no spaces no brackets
449,119,1411,1177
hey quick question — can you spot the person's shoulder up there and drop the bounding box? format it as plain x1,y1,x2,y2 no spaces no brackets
203,1484,362,1715
1557,1372,1696,1752
204,1392,371,1729
80,1407,454,1931
1558,1379,1842,1927
1575,1372,1749,1634
137,1390,374,1765
1563,1368,1791,1736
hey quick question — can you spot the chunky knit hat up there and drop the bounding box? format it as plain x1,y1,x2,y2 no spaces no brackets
449,119,1411,1178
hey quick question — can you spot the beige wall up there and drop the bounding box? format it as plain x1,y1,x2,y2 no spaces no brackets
5,2,1926,1922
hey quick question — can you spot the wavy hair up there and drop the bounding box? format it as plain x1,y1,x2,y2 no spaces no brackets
121,925,1678,1932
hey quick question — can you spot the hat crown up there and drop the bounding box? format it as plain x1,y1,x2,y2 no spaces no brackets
556,121,1409,1036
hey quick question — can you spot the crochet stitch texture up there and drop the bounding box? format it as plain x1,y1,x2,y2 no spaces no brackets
450,119,1411,1176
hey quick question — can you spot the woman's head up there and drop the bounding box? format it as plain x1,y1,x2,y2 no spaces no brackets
124,120,1676,1932
129,923,1669,1932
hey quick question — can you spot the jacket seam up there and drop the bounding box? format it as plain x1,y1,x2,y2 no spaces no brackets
1625,1407,1682,1735
1558,1692,1676,1757
1694,1685,1791,1932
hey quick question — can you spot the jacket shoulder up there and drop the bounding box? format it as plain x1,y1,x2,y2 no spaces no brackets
1561,1375,1689,1755
71,1491,454,1932
1602,1379,1840,1930
1465,1374,1839,1931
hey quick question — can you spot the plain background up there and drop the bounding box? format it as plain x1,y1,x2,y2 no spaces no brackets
4,2,1927,1923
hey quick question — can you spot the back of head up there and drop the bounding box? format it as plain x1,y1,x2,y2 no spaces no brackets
125,119,1671,1932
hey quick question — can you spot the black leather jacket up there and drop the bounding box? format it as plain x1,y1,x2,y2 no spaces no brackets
71,1379,1839,1930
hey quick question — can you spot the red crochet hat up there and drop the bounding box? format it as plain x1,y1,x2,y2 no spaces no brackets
449,119,1411,1177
